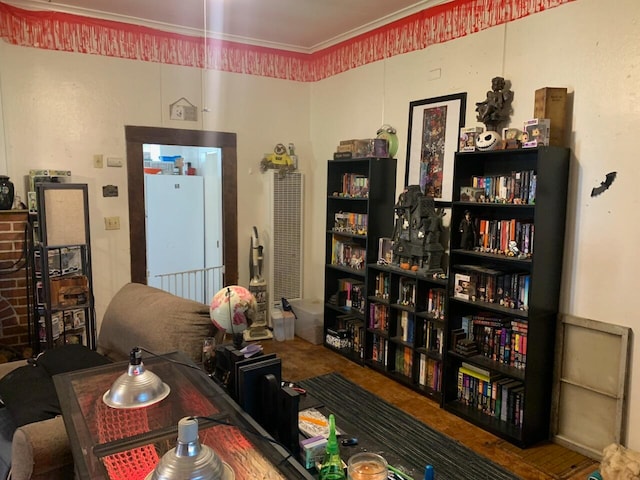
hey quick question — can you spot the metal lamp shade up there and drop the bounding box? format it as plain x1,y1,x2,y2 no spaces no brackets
145,417,235,480
103,348,171,409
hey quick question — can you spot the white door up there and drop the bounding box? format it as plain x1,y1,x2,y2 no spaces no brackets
145,175,205,300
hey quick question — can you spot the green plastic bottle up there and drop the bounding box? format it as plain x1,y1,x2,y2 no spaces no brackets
318,414,345,480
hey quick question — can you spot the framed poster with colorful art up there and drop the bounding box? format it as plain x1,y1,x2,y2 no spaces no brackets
405,93,466,202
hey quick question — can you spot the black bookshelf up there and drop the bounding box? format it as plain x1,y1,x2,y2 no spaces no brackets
442,146,570,447
323,157,396,365
365,264,447,403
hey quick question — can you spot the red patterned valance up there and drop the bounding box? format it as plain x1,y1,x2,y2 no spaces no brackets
0,0,574,82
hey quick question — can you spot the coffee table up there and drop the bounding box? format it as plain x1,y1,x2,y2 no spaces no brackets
53,351,313,480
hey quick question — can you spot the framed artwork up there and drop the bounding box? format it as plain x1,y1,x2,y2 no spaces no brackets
405,93,467,202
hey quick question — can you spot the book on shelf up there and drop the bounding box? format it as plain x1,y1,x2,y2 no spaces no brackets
369,302,389,331
455,338,478,357
427,288,446,320
423,319,443,354
419,354,442,391
395,346,413,378
374,271,390,299
371,334,388,364
399,311,414,343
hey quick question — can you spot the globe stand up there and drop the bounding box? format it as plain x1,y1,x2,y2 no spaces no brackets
231,332,245,350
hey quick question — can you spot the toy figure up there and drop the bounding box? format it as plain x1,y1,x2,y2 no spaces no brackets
475,76,513,132
459,210,477,250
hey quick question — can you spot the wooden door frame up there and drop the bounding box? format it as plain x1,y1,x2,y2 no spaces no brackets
125,125,238,286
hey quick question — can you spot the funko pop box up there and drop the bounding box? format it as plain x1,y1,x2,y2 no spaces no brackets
523,118,550,148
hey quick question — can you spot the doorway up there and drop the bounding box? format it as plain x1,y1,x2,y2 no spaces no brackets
125,126,238,287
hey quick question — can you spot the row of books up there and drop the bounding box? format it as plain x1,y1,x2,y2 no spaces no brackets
336,277,366,314
339,173,369,198
475,218,535,256
418,354,442,391
331,235,366,270
457,364,525,427
399,311,414,343
470,170,536,204
373,272,390,299
370,334,388,365
394,346,413,378
471,317,528,370
423,319,443,355
336,314,364,358
334,211,368,236
368,302,389,331
427,288,446,320
454,267,530,311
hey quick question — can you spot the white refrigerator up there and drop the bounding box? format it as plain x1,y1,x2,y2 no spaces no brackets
145,174,205,301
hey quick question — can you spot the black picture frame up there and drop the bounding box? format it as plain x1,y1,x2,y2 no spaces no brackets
405,93,467,201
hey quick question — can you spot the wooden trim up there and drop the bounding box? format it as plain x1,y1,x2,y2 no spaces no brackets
125,125,238,287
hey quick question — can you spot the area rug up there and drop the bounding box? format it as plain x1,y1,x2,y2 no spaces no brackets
298,372,520,480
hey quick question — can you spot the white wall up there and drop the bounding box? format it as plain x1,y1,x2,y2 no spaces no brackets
0,43,311,330
310,0,640,448
1,0,639,449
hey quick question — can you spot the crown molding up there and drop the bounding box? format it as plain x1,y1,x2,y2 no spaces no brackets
4,0,450,55
309,0,450,52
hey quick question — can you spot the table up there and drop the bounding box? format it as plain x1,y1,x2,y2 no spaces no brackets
53,351,314,480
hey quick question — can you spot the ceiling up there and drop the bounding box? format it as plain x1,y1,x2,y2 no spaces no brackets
16,0,449,52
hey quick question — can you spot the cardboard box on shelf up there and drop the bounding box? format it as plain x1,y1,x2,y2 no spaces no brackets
534,87,568,147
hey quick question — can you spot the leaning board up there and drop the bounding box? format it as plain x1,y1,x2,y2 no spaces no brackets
551,314,631,459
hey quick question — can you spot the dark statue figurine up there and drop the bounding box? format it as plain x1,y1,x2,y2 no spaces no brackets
459,210,477,250
475,76,513,132
391,185,445,273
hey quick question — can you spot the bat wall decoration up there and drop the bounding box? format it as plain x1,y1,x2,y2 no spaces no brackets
591,171,617,197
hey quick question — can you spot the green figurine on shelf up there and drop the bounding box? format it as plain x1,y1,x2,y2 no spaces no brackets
318,414,346,480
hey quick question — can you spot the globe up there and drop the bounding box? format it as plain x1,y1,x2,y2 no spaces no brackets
210,285,257,335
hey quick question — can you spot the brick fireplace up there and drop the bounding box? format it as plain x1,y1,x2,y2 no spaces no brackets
0,211,30,352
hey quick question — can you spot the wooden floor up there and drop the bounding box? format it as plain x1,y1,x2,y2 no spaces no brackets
261,337,598,480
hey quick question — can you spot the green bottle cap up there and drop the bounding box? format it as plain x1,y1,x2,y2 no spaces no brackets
326,414,339,454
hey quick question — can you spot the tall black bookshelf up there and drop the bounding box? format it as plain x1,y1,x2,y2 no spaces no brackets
323,157,396,364
443,146,570,447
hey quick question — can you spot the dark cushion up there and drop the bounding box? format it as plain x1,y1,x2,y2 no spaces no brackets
0,365,59,427
0,345,111,427
36,343,111,376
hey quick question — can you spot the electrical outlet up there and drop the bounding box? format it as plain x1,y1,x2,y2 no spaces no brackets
93,154,104,168
104,216,120,230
